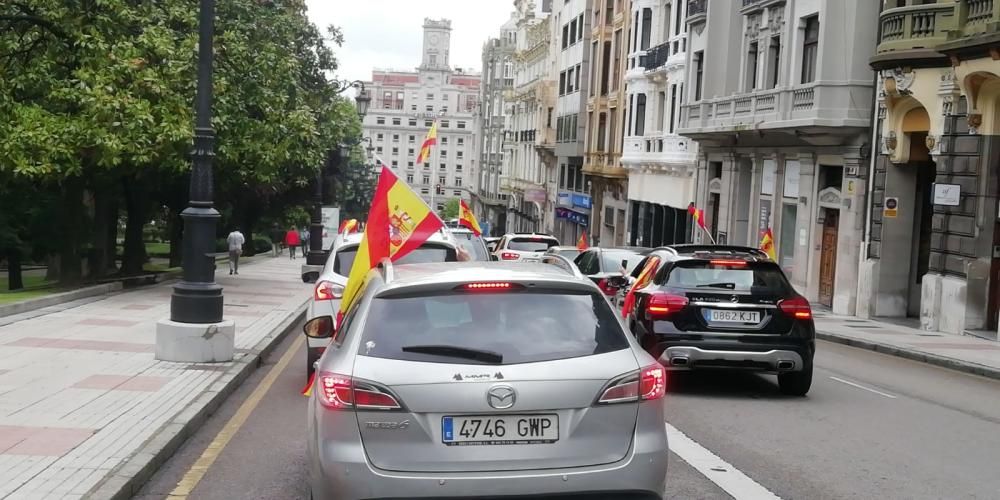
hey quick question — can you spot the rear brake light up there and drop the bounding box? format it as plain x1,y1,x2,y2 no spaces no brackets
709,259,748,266
646,293,689,320
597,364,666,404
314,280,344,301
316,372,403,411
500,252,519,260
596,278,617,296
779,296,813,320
457,282,524,291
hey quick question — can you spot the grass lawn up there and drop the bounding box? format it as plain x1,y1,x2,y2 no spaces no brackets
0,275,58,304
145,242,170,255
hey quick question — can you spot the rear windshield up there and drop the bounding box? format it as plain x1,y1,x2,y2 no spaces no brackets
508,237,559,252
358,290,629,365
554,249,581,260
663,260,791,292
451,233,490,261
334,245,453,275
602,252,646,274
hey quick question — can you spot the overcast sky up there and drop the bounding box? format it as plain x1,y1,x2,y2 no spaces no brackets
305,0,516,84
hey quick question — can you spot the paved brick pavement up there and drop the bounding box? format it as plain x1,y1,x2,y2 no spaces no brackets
815,311,1000,380
0,257,310,499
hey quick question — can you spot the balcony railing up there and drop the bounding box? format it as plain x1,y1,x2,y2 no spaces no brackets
959,0,999,36
638,41,671,71
687,0,707,22
875,3,956,56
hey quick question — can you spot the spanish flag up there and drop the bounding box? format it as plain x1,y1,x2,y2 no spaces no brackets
338,218,359,234
415,121,438,165
621,256,661,317
576,232,588,250
759,228,777,261
458,200,482,236
687,203,707,231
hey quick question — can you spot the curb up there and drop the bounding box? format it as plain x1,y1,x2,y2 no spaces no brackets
87,299,309,500
0,282,123,318
816,330,1000,381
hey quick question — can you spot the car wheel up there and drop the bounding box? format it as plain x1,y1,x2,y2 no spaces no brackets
778,363,812,396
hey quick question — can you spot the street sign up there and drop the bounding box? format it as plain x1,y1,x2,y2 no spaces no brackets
932,183,961,206
884,197,899,218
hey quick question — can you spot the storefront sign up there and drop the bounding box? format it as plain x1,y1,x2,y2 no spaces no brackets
932,183,961,206
524,189,546,203
884,197,899,218
557,192,572,207
758,201,772,237
571,193,592,209
761,160,776,196
555,207,589,226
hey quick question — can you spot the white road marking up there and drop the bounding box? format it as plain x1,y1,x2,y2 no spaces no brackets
666,422,782,500
828,376,898,399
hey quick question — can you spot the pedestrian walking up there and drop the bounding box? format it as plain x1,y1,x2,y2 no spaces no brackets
270,224,283,256
285,226,301,259
299,226,310,257
227,228,246,275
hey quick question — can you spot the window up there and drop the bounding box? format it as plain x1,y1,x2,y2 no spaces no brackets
440,163,447,170
694,51,704,101
455,177,463,187
560,71,567,95
408,148,415,156
562,24,570,49
455,164,463,172
440,150,448,158
391,160,398,167
575,64,581,91
801,16,819,83
441,137,448,145
408,119,417,126
438,175,446,185
392,134,399,142
746,41,759,90
407,161,414,167
669,85,677,134
457,121,466,129
376,146,383,154
426,105,434,112
376,116,385,125
768,36,781,89
377,133,384,141
457,138,464,146
441,120,450,128
392,147,399,155
457,151,463,159
453,190,462,196
407,174,414,184
601,41,611,95
422,175,430,185
409,135,415,143
427,93,434,100
421,188,430,195
779,203,797,273
411,104,417,111
635,94,646,136
392,117,401,126
567,67,575,93
640,8,652,50
425,120,433,127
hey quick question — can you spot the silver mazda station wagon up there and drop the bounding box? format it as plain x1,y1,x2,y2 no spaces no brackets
303,261,668,500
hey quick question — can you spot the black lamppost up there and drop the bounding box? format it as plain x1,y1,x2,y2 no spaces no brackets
305,82,371,268
170,0,222,324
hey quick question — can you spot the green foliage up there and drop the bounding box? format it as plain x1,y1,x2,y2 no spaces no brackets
442,199,460,220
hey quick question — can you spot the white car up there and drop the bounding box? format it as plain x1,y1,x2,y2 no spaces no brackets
305,228,461,377
492,233,561,262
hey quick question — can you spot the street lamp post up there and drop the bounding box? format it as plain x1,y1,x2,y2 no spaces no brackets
303,82,371,278
156,0,233,362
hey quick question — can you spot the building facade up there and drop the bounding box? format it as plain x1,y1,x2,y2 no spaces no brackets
552,0,594,244
863,0,1000,338
622,0,698,247
362,19,481,213
502,0,557,233
678,0,878,313
476,15,518,236
584,0,632,246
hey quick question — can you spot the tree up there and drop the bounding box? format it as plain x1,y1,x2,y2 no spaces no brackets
442,199,460,220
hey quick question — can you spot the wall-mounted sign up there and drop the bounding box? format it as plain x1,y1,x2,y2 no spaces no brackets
932,183,961,206
524,188,546,203
555,207,589,226
571,193,592,210
557,192,572,207
761,159,777,196
884,197,899,218
847,179,856,195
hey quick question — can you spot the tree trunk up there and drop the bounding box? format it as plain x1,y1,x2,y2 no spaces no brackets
240,198,259,257
44,254,60,282
6,250,23,291
106,197,120,274
58,177,85,285
121,176,149,276
90,186,119,278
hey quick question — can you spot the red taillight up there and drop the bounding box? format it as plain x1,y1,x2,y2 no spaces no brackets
779,296,813,320
458,282,523,291
596,278,617,296
314,280,344,301
500,252,519,260
597,364,666,404
709,259,748,266
315,372,402,410
646,293,689,320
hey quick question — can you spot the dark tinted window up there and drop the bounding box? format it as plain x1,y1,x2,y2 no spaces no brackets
601,251,646,274
664,260,791,292
508,237,559,252
334,246,452,275
555,248,581,260
359,291,628,365
575,251,598,274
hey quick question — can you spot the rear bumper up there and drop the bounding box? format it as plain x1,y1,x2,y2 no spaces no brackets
660,346,804,372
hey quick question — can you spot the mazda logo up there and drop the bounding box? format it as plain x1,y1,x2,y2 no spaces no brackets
486,385,516,409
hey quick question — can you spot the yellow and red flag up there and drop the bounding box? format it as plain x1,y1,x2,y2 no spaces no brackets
759,228,777,261
415,121,438,165
458,200,482,236
338,218,359,234
687,203,707,231
576,233,588,250
621,256,661,317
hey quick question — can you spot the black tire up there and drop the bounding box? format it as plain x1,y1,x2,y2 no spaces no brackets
778,363,812,396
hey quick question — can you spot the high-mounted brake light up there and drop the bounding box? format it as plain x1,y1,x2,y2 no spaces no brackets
457,282,524,292
709,259,748,266
314,281,344,301
779,296,813,320
646,293,689,320
597,364,666,404
316,372,402,411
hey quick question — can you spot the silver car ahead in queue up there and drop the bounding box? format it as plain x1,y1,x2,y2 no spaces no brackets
303,261,669,500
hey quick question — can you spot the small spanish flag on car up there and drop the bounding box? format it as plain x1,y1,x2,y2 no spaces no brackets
339,218,359,234
759,228,777,261
458,200,482,236
576,232,588,250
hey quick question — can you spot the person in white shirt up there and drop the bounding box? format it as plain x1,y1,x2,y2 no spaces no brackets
227,229,246,275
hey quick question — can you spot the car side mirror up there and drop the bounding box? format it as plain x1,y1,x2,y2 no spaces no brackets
303,316,335,339
621,259,629,273
606,275,629,288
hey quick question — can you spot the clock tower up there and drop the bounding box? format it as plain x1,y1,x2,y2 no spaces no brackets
420,18,452,71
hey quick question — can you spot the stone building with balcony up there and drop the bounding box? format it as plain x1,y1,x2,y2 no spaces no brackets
476,14,518,236
584,0,633,246
678,0,878,313
622,0,699,247
501,0,557,233
862,0,1000,338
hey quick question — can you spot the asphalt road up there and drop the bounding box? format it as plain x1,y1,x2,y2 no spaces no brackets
135,330,1000,500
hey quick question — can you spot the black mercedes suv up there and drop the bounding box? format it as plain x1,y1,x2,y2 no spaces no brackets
620,245,815,396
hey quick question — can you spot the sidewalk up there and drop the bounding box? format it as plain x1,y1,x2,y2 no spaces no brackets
0,256,312,499
814,311,1000,380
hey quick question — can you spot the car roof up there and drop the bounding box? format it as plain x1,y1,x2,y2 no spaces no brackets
335,228,456,250
652,244,770,261
547,246,580,251
370,261,594,295
506,233,558,239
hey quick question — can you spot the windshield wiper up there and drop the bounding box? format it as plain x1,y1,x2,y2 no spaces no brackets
400,345,503,364
697,282,736,289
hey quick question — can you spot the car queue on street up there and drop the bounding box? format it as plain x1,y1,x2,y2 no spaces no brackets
300,223,815,499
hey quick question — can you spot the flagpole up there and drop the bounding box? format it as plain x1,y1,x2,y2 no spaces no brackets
700,226,716,245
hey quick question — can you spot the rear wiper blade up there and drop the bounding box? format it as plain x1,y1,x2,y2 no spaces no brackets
400,345,503,364
696,282,736,289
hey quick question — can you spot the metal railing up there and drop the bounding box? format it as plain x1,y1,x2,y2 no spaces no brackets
688,0,707,19
638,41,671,71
